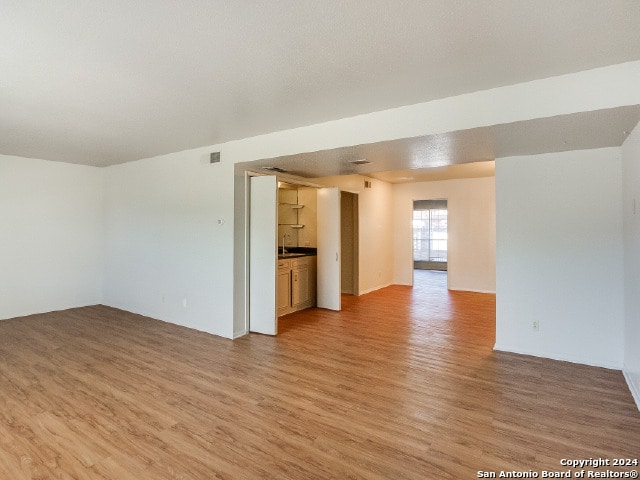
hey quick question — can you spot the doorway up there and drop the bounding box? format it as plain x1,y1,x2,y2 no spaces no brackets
244,172,343,336
413,199,448,271
340,191,359,295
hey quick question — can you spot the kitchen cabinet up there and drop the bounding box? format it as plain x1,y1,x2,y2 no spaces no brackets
277,255,316,316
277,267,291,313
292,264,310,308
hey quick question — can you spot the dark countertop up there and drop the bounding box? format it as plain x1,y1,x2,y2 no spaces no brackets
277,247,317,260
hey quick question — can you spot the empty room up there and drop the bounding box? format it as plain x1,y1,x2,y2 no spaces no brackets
2,1,640,478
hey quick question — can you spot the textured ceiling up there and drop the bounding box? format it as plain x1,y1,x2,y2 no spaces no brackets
238,106,640,181
369,162,495,184
2,0,640,166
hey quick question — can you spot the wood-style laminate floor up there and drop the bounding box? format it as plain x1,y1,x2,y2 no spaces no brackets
1,270,639,479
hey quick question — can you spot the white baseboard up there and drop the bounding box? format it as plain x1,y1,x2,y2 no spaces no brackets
358,282,392,295
450,287,496,294
623,369,640,412
493,343,622,371
233,329,248,339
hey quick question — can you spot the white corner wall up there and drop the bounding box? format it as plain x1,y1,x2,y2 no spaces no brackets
392,177,496,293
622,123,640,409
495,148,625,369
103,147,235,338
314,175,394,295
0,154,104,320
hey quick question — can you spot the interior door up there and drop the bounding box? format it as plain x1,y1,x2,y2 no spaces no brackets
317,187,341,310
249,175,277,335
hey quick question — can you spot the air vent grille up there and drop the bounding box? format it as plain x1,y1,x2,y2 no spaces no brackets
262,166,288,173
349,159,372,165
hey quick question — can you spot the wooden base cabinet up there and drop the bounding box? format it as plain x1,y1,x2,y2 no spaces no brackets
277,268,291,313
277,256,316,316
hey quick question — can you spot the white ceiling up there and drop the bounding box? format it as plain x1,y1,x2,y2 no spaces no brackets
369,161,495,184
2,1,640,167
238,106,640,180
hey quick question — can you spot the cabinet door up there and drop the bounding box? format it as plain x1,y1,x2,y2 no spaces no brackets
292,266,310,307
250,175,277,334
277,269,291,313
317,187,341,310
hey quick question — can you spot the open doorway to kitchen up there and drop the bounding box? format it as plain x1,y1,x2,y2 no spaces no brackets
340,191,359,295
413,199,448,271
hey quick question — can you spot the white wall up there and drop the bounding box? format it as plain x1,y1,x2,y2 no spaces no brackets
297,187,318,248
223,62,640,165
314,175,394,295
103,147,235,338
392,177,496,293
223,63,636,337
5,62,636,342
495,148,625,369
622,124,640,408
0,154,104,319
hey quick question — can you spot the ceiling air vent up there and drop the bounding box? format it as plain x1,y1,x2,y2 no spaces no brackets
261,166,288,173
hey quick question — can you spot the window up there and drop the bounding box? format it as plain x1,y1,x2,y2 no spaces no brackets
413,200,447,270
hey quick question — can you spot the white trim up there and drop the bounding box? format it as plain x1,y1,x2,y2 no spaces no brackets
493,343,623,371
358,282,393,295
233,329,248,339
623,370,640,412
449,287,496,294
243,171,251,335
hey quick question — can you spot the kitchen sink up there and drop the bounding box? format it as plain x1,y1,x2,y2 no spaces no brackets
278,252,306,259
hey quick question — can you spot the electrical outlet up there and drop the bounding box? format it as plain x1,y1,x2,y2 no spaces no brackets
182,298,188,308
161,294,166,303
532,320,539,331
